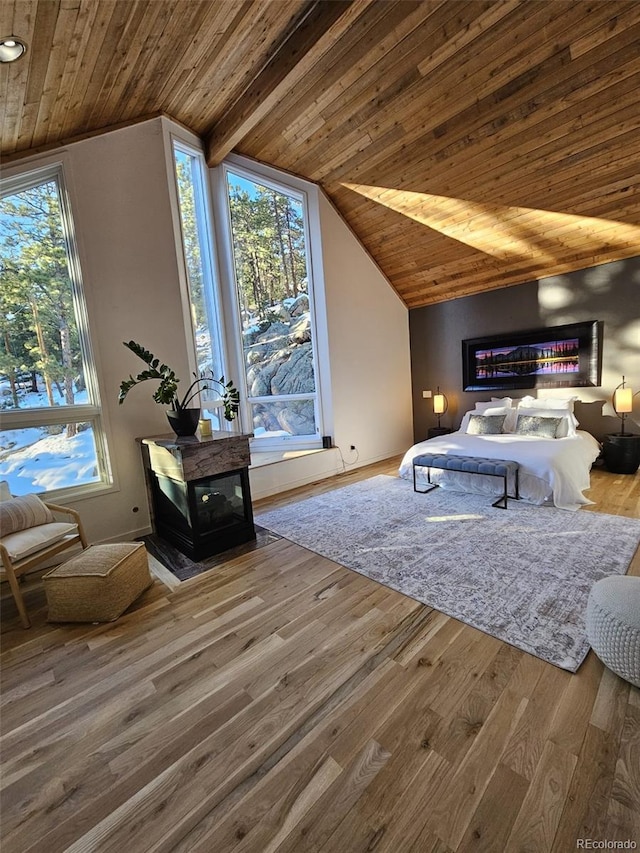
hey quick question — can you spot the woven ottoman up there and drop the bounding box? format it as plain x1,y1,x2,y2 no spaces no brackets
43,542,152,623
586,575,640,687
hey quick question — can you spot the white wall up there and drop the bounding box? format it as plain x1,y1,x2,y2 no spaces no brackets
319,193,413,464
3,119,193,543
68,120,196,542
250,187,414,500
249,449,342,501
4,119,413,537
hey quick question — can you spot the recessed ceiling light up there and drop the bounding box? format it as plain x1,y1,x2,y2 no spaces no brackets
0,37,27,63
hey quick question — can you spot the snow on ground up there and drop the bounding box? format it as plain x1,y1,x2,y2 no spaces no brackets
0,382,97,495
0,430,99,494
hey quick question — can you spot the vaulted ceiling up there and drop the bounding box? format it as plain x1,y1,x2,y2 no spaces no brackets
2,0,639,308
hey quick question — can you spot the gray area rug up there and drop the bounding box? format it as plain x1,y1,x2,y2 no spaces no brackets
255,475,640,671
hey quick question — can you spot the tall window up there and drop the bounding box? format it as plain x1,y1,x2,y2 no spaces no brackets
172,141,228,430
224,167,321,445
0,166,109,496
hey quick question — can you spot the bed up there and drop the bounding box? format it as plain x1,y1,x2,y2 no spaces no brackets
399,397,601,511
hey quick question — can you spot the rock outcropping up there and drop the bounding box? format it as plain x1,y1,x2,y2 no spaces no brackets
243,294,316,436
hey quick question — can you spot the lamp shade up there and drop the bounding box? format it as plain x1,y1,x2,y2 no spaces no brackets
614,386,633,414
433,393,446,415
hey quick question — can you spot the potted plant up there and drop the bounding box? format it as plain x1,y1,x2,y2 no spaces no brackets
118,340,240,436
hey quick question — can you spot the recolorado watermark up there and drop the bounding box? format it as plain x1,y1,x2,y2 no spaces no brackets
576,841,637,849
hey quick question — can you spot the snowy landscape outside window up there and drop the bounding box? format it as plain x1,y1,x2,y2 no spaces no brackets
225,168,321,444
0,166,109,496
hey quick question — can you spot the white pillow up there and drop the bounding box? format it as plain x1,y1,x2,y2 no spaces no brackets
516,406,578,437
458,400,514,432
476,399,512,412
459,410,475,432
460,406,517,433
518,395,579,413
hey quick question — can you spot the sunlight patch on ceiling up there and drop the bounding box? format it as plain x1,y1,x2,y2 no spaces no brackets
342,184,640,263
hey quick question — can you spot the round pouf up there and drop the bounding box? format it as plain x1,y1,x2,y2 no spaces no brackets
586,576,640,687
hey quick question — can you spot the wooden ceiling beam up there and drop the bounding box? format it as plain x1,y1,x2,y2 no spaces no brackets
204,0,356,167
248,1,448,163
173,1,309,129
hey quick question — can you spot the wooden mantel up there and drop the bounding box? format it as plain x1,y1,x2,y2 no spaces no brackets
139,431,253,483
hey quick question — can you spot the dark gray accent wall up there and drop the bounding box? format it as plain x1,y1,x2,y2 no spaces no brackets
409,257,640,442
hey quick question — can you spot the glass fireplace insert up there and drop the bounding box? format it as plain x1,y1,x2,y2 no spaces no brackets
149,467,255,561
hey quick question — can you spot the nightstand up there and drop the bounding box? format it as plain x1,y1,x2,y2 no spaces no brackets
427,427,452,440
602,433,640,475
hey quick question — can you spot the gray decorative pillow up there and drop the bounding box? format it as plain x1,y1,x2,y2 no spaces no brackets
467,414,507,435
515,415,562,438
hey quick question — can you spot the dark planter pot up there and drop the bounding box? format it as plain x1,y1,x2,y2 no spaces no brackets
166,407,200,437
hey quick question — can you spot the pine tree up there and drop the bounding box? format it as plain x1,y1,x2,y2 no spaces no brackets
0,179,81,434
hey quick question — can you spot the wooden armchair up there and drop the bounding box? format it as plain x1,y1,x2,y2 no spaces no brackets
0,495,88,628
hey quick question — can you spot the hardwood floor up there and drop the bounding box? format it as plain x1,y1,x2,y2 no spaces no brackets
1,460,639,852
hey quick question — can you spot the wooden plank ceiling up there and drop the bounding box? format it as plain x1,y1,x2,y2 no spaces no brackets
2,0,639,308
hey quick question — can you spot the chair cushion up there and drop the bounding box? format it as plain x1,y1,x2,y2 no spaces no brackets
0,494,54,535
1,522,78,561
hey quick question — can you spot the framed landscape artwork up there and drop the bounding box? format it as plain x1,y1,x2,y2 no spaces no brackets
462,321,602,392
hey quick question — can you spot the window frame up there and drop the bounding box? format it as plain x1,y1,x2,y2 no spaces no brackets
213,156,329,450
0,163,112,499
166,131,237,432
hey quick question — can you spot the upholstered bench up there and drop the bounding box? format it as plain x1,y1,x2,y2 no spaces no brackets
412,453,520,509
43,542,152,623
586,575,640,687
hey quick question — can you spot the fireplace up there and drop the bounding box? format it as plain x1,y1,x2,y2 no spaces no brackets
139,431,255,561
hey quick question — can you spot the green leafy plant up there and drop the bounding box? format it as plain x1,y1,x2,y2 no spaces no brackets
118,340,240,421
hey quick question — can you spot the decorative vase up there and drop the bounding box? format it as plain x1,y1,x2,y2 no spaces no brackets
166,407,200,436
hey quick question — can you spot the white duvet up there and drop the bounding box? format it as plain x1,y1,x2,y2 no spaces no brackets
398,430,601,511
